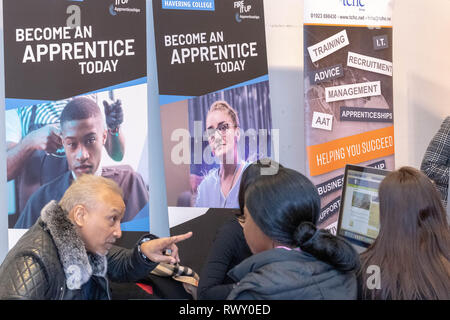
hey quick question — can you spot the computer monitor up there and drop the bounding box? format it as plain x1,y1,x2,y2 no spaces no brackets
336,164,390,252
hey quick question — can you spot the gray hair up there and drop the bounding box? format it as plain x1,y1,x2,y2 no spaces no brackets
59,174,123,213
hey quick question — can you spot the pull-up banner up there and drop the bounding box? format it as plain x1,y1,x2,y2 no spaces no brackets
304,0,394,231
153,0,273,212
4,0,150,232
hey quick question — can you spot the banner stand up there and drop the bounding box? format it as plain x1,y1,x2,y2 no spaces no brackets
0,0,9,264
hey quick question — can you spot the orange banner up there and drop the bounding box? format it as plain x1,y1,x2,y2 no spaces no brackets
307,126,395,176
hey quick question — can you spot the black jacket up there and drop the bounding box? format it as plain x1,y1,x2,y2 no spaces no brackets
198,218,252,299
227,248,358,300
0,201,158,300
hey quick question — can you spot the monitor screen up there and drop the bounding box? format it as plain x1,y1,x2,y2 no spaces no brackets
337,165,390,248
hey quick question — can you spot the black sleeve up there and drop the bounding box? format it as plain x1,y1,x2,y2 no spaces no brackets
106,234,159,283
0,254,51,300
197,219,250,300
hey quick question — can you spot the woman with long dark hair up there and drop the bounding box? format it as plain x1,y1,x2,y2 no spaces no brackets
197,160,277,299
227,160,360,300
359,166,450,300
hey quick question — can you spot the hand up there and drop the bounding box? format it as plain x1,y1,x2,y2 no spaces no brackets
140,232,193,265
24,124,62,153
103,99,124,131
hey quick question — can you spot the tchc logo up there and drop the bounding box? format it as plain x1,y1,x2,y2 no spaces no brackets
342,0,365,7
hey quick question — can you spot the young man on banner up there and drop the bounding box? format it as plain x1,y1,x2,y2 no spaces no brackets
6,97,125,224
0,174,192,300
14,97,148,229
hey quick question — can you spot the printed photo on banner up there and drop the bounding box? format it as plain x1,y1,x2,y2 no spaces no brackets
6,86,150,230
161,81,273,208
305,26,393,148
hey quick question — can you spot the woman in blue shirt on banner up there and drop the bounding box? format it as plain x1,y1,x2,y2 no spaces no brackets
195,101,250,208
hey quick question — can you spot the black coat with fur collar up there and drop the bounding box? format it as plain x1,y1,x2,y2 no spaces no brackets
0,201,158,300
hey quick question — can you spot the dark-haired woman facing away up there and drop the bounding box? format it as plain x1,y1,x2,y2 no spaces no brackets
197,161,277,299
227,161,360,300
359,166,450,300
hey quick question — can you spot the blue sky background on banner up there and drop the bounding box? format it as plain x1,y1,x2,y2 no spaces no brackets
159,74,269,106
162,0,215,11
121,203,149,231
6,77,147,110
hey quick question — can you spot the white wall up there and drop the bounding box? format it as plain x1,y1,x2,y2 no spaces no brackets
392,0,450,168
264,0,305,173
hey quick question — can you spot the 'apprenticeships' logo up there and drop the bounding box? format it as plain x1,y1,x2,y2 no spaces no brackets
234,0,260,23
110,0,141,16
